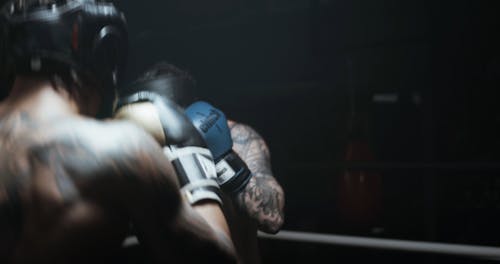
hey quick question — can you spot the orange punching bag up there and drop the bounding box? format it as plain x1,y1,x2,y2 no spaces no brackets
337,59,382,231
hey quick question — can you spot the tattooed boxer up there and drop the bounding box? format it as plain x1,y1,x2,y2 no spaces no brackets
0,1,236,263
119,62,284,263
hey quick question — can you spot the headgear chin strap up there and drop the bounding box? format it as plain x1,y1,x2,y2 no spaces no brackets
0,0,128,118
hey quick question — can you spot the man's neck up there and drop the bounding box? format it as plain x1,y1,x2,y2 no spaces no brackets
1,76,80,120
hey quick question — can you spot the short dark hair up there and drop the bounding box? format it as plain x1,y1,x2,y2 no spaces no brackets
138,62,196,85
121,62,197,107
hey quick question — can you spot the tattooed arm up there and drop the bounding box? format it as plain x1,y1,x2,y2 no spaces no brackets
228,121,285,234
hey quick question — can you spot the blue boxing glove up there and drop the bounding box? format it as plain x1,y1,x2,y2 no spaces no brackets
185,101,252,195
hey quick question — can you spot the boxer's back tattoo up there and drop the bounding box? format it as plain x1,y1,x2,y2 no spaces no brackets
0,110,180,262
228,122,285,234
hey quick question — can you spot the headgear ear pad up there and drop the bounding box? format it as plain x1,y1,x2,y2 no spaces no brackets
0,0,128,115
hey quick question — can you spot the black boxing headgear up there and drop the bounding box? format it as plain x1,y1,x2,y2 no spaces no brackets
0,0,128,117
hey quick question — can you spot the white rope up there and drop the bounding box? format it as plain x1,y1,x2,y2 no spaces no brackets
122,230,500,260
258,230,500,260
123,236,139,248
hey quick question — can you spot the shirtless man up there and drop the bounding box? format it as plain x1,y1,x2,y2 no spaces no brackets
0,1,235,263
116,62,285,263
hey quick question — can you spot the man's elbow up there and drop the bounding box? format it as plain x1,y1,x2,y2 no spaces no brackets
258,191,285,234
258,213,284,234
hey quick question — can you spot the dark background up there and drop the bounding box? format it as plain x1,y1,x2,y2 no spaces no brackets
3,0,500,263
112,1,500,263
116,0,500,263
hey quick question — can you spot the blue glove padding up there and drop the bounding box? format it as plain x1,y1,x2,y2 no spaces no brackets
185,101,232,161
185,101,252,195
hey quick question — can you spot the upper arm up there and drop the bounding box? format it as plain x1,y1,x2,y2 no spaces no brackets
105,122,236,263
228,121,273,178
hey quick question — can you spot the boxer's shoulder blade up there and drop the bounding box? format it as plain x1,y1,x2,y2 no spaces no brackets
0,116,179,260
48,119,170,184
0,115,178,211
18,118,172,203
0,124,132,261
71,119,180,207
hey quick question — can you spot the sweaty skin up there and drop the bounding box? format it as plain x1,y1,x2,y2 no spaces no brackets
0,77,236,264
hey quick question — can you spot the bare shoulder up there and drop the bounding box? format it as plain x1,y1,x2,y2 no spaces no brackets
55,118,163,163
34,118,179,202
71,119,157,154
227,120,267,146
0,112,176,190
33,119,156,170
80,118,175,177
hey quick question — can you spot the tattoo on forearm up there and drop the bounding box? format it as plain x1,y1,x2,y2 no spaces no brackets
228,122,284,233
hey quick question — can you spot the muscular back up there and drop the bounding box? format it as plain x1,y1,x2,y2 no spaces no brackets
0,109,181,263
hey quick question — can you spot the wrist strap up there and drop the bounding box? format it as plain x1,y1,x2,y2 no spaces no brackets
164,146,222,205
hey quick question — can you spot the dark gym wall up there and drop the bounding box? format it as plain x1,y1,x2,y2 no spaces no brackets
1,0,499,262
116,0,500,249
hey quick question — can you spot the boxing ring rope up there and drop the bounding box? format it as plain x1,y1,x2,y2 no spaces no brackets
288,161,500,171
257,230,500,260
123,230,500,260
122,162,500,259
